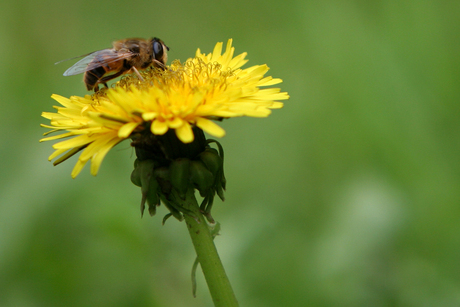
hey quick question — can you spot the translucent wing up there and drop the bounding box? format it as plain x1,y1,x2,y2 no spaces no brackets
58,49,137,76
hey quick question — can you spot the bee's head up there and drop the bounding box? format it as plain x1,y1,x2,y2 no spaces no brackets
152,37,169,65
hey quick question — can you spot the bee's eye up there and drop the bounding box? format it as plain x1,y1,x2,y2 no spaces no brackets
152,39,164,60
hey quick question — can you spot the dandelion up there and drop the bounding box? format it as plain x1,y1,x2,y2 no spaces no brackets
40,39,289,306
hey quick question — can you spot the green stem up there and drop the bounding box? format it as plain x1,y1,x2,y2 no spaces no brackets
181,188,239,307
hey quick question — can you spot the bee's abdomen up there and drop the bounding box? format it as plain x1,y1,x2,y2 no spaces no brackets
84,66,106,91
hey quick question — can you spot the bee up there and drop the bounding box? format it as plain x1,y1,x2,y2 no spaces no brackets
57,37,169,92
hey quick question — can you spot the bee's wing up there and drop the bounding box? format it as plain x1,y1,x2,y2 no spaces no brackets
58,49,137,76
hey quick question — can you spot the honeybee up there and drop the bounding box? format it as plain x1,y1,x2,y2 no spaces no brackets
57,37,169,92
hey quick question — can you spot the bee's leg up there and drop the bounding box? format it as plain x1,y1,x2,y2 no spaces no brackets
98,69,126,86
132,67,145,82
153,59,167,70
92,82,107,93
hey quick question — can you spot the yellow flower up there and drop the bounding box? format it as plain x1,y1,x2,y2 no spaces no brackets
41,39,289,178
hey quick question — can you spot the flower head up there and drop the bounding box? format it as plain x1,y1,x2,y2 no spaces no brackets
41,39,289,178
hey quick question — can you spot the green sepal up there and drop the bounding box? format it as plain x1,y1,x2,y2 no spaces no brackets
199,148,222,177
153,167,172,195
169,158,191,198
132,135,226,222
216,184,225,201
146,177,160,216
190,160,214,197
162,213,173,225
131,159,156,216
200,194,215,223
130,159,142,187
138,160,155,190
159,195,184,222
206,140,227,191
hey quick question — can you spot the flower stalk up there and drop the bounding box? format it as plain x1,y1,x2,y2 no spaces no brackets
181,188,239,306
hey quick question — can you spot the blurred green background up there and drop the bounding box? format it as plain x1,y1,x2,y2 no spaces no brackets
1,0,460,306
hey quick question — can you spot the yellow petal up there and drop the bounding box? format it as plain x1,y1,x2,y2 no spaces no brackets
151,119,168,135
196,117,226,138
175,123,194,143
90,138,123,176
119,122,139,138
71,160,87,179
